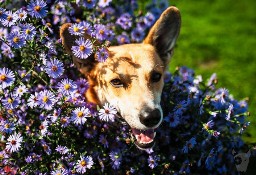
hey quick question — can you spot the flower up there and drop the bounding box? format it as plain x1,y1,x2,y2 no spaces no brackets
55,145,69,155
94,24,108,41
68,23,84,36
14,85,28,97
5,132,23,153
148,155,159,169
182,137,197,153
75,156,94,174
71,38,93,59
71,107,91,125
20,23,36,40
99,135,109,148
83,0,97,9
116,13,132,30
15,9,27,21
95,47,109,62
98,0,112,8
27,92,40,108
1,10,17,27
1,93,20,109
164,112,179,127
131,28,145,42
7,31,26,49
0,8,7,20
27,0,48,18
38,90,56,110
45,58,64,78
117,33,130,44
50,169,69,175
57,78,77,96
98,103,117,122
0,67,15,89
79,21,93,36
204,120,214,130
109,150,122,169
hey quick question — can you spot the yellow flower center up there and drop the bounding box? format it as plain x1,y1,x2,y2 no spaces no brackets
19,13,24,18
79,45,85,51
51,65,58,72
26,29,31,34
7,98,13,104
5,124,10,129
34,5,41,12
80,160,87,167
0,74,6,81
7,16,12,21
77,111,84,118
87,0,92,3
99,29,104,35
43,96,48,103
13,37,20,43
64,84,70,90
73,26,79,32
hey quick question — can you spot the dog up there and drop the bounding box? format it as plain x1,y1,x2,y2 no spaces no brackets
60,6,181,149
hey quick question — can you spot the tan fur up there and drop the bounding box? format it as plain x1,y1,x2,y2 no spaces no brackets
60,6,181,131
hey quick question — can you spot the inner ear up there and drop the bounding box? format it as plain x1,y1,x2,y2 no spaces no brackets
143,6,181,64
60,23,98,75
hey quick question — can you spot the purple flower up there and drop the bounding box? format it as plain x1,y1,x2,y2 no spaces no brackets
204,120,214,130
136,16,148,31
182,137,197,153
98,0,112,8
51,169,69,175
0,121,15,134
5,132,23,153
14,85,28,97
109,150,122,169
95,47,109,62
79,21,93,36
75,156,94,174
148,155,159,169
45,58,64,78
15,9,27,21
131,28,145,42
1,10,17,27
99,135,109,148
57,78,77,96
83,0,97,9
68,23,84,36
20,23,36,40
27,0,48,18
98,103,117,122
1,93,20,109
71,107,91,125
0,8,7,20
55,145,69,155
76,78,89,94
144,12,156,27
117,33,130,44
0,27,8,39
0,67,15,89
164,112,179,128
7,31,26,49
71,38,93,59
1,43,14,58
94,24,108,41
38,90,56,110
116,13,132,30
27,92,40,108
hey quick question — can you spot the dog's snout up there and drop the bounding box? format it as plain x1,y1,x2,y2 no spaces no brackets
139,108,161,127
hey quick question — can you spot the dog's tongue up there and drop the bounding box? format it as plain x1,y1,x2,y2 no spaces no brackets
131,128,155,143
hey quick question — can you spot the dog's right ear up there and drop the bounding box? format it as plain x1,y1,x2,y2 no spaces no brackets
232,149,237,156
144,6,181,65
60,23,97,76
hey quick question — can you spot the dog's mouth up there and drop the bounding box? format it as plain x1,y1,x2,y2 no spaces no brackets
131,128,156,149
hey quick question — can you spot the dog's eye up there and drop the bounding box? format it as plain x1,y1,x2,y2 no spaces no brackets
151,72,162,82
110,78,123,88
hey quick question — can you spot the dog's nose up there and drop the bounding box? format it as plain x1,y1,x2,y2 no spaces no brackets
139,108,161,127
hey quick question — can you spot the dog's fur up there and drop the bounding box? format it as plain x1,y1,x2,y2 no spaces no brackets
60,6,181,149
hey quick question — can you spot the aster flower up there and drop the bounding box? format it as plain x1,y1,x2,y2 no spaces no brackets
116,13,132,30
45,58,64,78
182,137,197,153
1,10,17,27
71,38,93,59
79,21,93,36
98,0,112,8
55,145,69,155
117,34,130,44
98,103,117,122
95,47,109,62
0,8,7,20
76,78,89,94
75,156,94,174
164,112,179,127
7,31,26,49
0,121,15,134
60,116,70,128
51,169,69,175
1,93,20,109
109,150,122,169
148,155,159,169
144,12,156,27
71,107,91,125
57,78,77,96
131,28,145,42
38,90,56,110
94,24,108,41
27,92,40,108
203,120,214,130
136,16,148,31
15,9,27,21
20,23,36,40
0,67,15,89
0,27,8,39
68,23,84,36
14,85,28,97
83,0,97,9
99,135,109,148
5,132,23,153
27,0,48,18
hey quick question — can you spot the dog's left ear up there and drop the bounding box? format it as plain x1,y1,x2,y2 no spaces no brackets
144,6,181,65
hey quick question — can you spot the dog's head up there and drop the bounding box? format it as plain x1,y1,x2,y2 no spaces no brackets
60,7,181,149
232,149,251,172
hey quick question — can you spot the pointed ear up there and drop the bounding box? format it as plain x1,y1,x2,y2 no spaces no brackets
143,6,181,64
246,150,251,157
232,149,237,155
60,23,97,75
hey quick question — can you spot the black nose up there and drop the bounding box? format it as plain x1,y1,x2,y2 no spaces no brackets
139,108,161,127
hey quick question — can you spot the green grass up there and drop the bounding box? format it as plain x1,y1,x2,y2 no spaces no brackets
169,0,256,143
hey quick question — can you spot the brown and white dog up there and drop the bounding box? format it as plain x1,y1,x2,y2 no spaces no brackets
60,6,181,149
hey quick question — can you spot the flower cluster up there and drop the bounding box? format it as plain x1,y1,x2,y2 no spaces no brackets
0,0,250,174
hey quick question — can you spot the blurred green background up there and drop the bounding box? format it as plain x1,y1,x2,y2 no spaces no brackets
168,0,256,144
